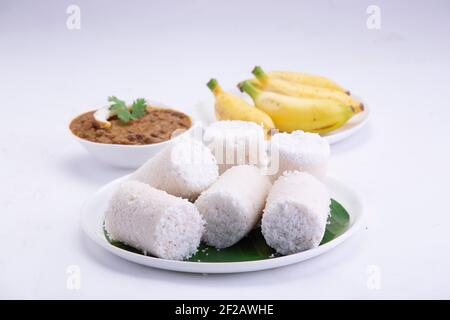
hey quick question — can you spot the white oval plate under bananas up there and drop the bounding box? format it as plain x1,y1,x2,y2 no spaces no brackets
194,89,369,145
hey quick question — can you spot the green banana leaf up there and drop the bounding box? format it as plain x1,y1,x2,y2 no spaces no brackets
104,199,350,262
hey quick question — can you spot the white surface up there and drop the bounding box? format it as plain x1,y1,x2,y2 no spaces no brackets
70,100,198,169
82,175,363,273
195,91,370,144
1,0,449,299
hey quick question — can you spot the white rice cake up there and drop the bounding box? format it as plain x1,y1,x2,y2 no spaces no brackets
262,171,330,255
104,180,204,261
270,131,330,180
130,138,219,200
195,165,271,248
203,120,267,174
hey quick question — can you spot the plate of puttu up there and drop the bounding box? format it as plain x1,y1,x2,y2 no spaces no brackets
81,121,364,273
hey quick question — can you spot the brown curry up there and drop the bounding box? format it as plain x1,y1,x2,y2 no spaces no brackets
70,107,192,145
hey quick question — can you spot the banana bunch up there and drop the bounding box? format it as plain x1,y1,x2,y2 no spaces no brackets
207,67,363,135
239,66,364,134
207,78,275,135
250,66,363,113
238,80,355,134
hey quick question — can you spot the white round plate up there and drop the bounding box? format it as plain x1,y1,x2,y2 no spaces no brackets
81,174,364,273
191,90,370,145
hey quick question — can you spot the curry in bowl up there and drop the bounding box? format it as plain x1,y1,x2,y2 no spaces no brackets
70,97,192,145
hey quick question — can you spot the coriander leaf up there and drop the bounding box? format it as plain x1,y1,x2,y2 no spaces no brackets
130,98,147,118
108,96,134,124
108,96,128,113
109,105,124,113
106,96,146,124
117,110,134,123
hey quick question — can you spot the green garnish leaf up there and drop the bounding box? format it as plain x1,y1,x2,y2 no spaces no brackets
117,110,135,123
130,98,147,118
108,96,127,113
107,96,147,124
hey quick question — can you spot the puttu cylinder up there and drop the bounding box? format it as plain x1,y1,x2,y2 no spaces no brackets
104,181,204,261
203,120,267,174
129,138,219,200
269,131,330,180
194,165,272,248
262,171,330,255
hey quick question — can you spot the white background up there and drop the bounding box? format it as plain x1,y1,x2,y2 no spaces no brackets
1,0,449,299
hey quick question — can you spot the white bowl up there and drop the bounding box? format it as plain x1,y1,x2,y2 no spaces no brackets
69,101,198,169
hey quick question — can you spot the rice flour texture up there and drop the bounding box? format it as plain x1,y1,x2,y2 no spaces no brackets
270,131,329,181
130,138,218,200
195,165,271,248
203,120,267,174
105,180,204,260
262,171,330,255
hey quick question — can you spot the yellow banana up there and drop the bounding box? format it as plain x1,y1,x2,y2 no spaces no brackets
250,66,364,113
207,79,275,135
238,80,356,134
267,69,349,94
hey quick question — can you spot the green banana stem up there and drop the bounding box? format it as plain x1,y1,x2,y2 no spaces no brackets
237,81,245,92
252,66,268,83
238,80,260,100
207,78,222,95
